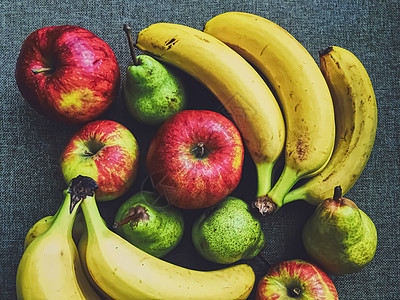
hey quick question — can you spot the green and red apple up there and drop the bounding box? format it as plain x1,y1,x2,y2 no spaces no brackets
256,259,339,300
146,110,244,209
60,120,139,201
15,25,120,123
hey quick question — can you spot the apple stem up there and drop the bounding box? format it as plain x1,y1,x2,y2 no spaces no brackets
288,287,302,297
192,142,206,159
112,205,149,229
333,186,343,205
123,24,139,66
31,67,54,75
83,150,94,156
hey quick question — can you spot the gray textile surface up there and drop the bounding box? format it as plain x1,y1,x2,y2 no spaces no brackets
1,0,399,299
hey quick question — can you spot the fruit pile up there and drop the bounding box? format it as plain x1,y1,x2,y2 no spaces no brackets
15,11,378,300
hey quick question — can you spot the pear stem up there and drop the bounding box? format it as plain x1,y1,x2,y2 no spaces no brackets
123,24,139,66
112,205,149,229
333,186,343,205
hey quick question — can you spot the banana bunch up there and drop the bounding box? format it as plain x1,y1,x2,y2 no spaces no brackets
203,12,376,211
17,175,255,300
204,12,336,213
136,11,376,213
16,176,101,300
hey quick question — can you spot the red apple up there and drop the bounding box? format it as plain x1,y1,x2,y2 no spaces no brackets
60,120,139,201
15,25,120,123
146,110,244,209
256,259,338,300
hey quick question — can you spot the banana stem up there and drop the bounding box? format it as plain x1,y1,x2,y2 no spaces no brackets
81,195,108,236
49,193,78,235
68,176,98,213
256,162,274,197
269,166,299,205
253,166,299,215
282,187,307,204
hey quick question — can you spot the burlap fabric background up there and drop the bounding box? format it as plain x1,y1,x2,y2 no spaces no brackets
1,1,399,299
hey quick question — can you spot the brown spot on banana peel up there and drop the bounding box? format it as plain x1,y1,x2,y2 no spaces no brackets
260,44,269,56
289,138,309,162
194,35,211,43
322,171,335,182
165,37,178,50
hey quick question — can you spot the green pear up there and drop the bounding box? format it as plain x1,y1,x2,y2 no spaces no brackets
123,24,185,124
192,196,265,264
113,191,184,258
302,186,377,274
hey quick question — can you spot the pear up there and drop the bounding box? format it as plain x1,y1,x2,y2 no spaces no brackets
192,196,265,264
302,186,377,274
123,24,185,125
113,191,184,258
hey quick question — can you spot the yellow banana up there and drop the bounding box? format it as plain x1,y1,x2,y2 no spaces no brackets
284,46,377,205
135,22,285,197
24,210,85,249
80,181,255,300
16,176,101,300
24,215,55,250
78,221,113,300
204,11,335,214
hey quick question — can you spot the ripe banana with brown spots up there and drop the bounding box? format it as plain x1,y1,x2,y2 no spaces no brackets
204,11,335,214
284,46,377,205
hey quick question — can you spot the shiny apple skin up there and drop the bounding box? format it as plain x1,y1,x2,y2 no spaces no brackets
60,120,139,201
146,110,244,209
15,25,120,123
256,259,338,300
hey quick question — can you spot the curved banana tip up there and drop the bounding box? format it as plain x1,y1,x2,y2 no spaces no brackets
251,196,278,215
68,175,98,213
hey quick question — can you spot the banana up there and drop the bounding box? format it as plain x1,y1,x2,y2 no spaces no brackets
204,11,336,214
16,176,101,300
24,211,86,249
78,231,121,300
284,46,377,205
80,178,255,300
135,22,285,197
24,215,55,250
